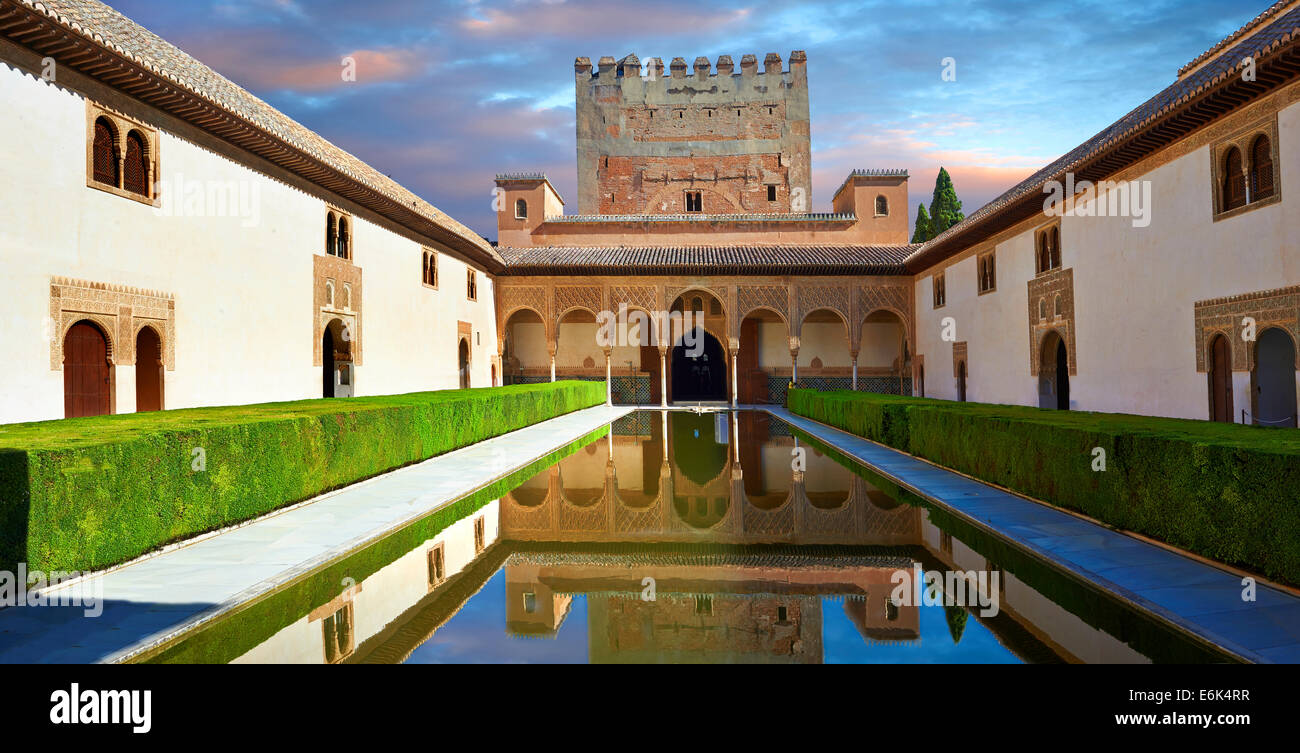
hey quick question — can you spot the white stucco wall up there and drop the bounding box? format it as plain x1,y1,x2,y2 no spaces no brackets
0,58,497,425
914,98,1300,419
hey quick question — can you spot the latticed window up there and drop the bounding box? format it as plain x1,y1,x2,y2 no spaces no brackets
326,213,338,256
978,253,996,293
92,117,118,187
1038,228,1061,273
422,250,438,287
514,199,527,219
1250,135,1275,202
337,217,350,259
875,195,889,216
1223,147,1247,210
123,131,149,197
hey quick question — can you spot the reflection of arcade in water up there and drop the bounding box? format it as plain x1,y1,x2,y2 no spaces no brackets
504,551,921,663
172,411,1228,664
502,412,920,546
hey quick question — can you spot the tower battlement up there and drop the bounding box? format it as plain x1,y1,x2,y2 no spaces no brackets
574,51,811,215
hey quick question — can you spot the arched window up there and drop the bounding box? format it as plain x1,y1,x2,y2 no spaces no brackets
1250,135,1275,202
123,130,149,197
1038,298,1047,321
1054,294,1063,318
1036,231,1050,274
325,280,335,308
343,283,352,310
875,195,889,216
1223,147,1247,210
515,199,528,219
337,217,350,259
92,117,119,187
1049,227,1061,270
326,213,338,256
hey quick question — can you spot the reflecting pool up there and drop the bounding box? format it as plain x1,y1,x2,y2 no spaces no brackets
143,411,1233,664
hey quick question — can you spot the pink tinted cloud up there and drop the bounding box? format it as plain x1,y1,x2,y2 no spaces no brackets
178,30,426,92
459,3,751,39
810,120,1046,215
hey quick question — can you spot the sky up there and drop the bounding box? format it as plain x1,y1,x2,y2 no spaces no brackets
106,0,1273,241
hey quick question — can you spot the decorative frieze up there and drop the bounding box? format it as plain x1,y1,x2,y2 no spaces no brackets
1027,268,1077,376
1194,285,1300,371
49,277,174,371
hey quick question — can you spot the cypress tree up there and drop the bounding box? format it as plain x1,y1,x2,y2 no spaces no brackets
928,167,965,237
911,203,933,243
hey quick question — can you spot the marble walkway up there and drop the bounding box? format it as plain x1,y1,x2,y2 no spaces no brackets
0,404,632,664
766,406,1300,663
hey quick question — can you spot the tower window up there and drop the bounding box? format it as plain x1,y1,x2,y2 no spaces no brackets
767,185,777,202
514,198,528,219
875,194,889,216
685,191,702,212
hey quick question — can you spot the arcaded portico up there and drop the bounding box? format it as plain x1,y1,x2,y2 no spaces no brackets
496,260,916,406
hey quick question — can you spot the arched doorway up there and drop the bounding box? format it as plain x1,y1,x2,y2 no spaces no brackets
1038,331,1069,410
502,308,547,384
135,326,163,412
322,319,352,398
64,321,111,418
1208,334,1233,423
668,290,728,404
458,338,471,389
956,360,967,403
1252,328,1297,427
671,328,727,402
322,327,335,398
859,309,908,394
738,308,788,404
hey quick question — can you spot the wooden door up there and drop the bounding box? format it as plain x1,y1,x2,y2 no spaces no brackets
1210,335,1232,422
64,322,111,418
135,327,163,412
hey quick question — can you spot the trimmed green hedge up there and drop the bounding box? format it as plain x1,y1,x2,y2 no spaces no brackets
788,390,1300,584
0,381,604,574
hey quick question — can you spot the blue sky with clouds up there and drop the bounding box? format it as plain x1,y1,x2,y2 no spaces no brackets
106,0,1271,240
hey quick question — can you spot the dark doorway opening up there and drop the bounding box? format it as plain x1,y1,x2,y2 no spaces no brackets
323,327,335,398
135,326,163,412
1209,334,1233,423
956,361,967,403
1253,327,1297,427
1054,339,1070,411
671,329,727,402
459,339,471,389
64,320,111,418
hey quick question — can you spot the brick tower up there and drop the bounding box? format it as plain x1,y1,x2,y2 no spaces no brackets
574,52,812,216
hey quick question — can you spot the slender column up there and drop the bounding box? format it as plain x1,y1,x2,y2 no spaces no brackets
661,410,669,460
851,354,859,391
730,349,739,409
659,349,668,408
550,355,556,383
791,352,798,384
605,350,612,405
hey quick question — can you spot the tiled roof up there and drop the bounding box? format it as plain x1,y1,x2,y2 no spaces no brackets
1178,1,1296,77
907,3,1300,270
543,212,857,223
498,245,913,276
6,0,501,268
